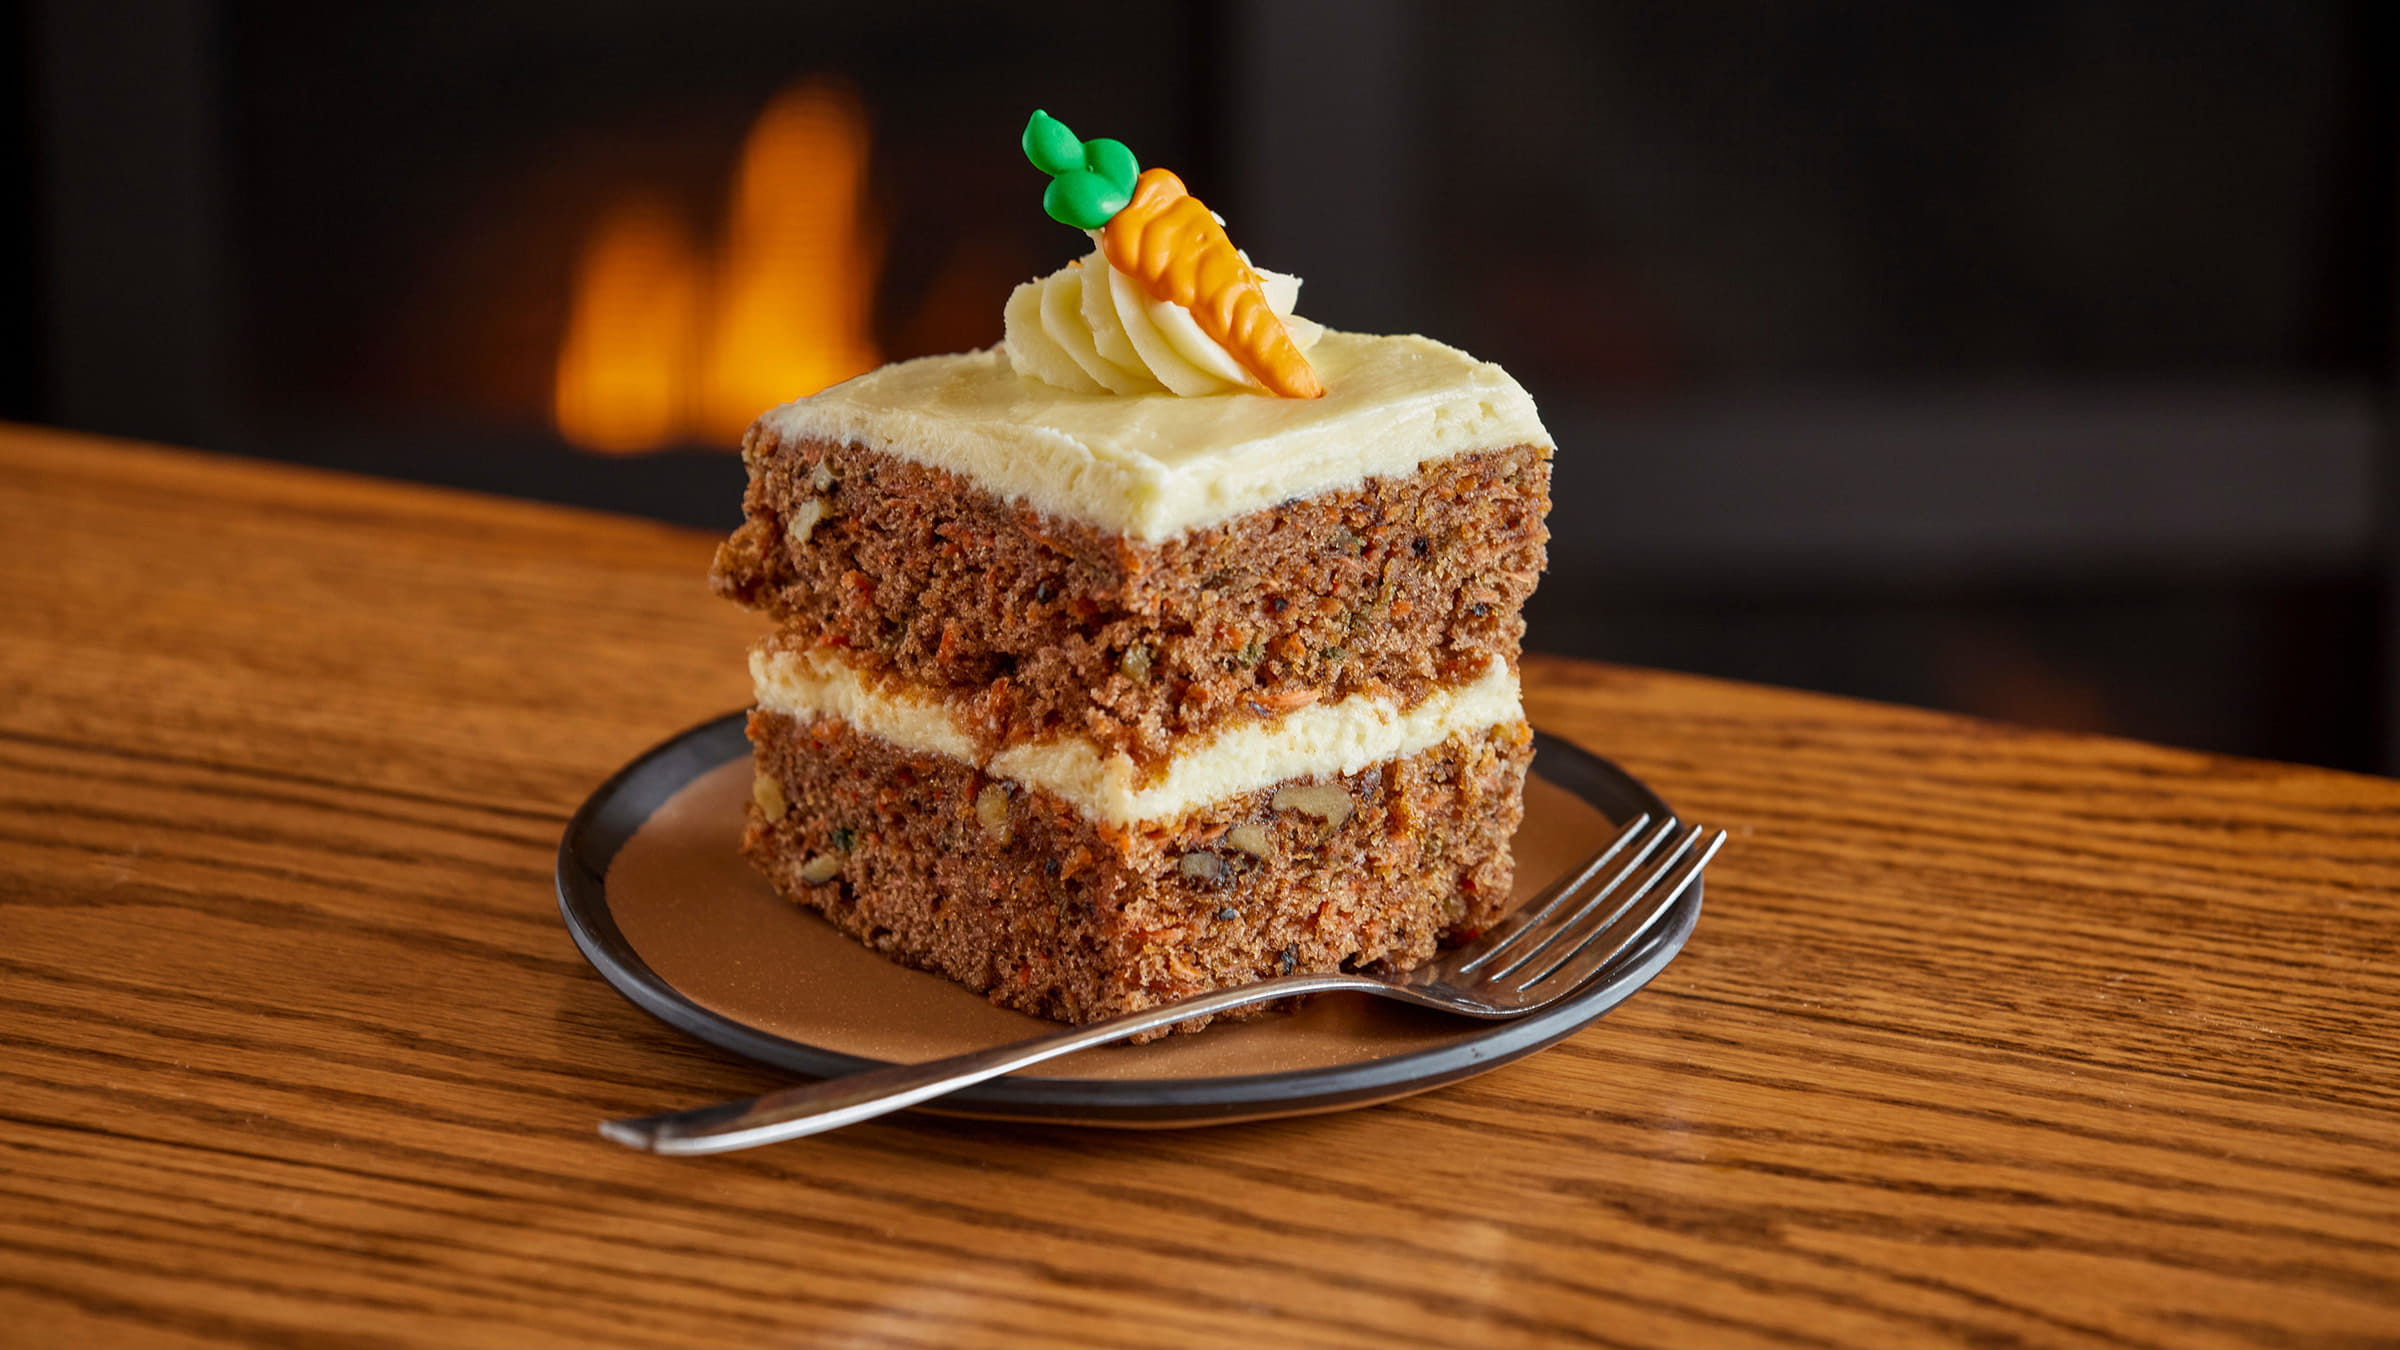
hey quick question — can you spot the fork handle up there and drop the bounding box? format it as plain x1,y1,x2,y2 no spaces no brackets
600,972,1376,1155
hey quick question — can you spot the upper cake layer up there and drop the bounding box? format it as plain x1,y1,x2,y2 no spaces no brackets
757,329,1550,541
719,437,1548,768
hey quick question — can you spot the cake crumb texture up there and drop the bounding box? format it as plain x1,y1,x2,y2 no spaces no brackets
714,432,1550,769
742,710,1532,1037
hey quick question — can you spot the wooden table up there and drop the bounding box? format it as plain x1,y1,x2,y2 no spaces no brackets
5,425,2397,1348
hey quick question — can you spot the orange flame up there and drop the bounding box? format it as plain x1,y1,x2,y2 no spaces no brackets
554,79,882,453
698,81,883,443
552,196,703,454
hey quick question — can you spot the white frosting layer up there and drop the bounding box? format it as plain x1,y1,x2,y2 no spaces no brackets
751,646,1524,827
757,329,1550,541
1001,245,1322,397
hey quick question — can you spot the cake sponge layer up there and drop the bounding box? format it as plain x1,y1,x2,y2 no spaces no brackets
743,709,1531,1032
716,435,1549,768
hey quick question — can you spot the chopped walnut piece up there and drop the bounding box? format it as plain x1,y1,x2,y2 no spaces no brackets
752,773,789,820
975,783,1013,845
1178,850,1229,883
787,496,830,544
1225,823,1273,857
1272,782,1353,828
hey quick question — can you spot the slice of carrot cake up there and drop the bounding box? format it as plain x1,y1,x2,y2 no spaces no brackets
710,111,1551,1030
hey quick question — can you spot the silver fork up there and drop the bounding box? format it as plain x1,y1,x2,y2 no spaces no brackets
601,814,1725,1155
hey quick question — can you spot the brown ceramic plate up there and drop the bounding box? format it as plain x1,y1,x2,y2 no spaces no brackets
557,712,1701,1127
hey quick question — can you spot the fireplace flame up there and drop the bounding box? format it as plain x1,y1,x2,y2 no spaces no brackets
552,197,702,454
554,79,882,453
698,81,883,443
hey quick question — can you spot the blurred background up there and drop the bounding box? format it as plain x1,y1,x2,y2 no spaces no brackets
5,0,2391,774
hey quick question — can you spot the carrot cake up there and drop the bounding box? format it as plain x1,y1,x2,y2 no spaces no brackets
710,112,1551,1031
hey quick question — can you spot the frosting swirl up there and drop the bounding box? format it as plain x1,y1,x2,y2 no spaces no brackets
1004,243,1323,397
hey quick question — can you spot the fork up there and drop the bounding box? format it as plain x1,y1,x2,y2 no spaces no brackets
601,814,1725,1155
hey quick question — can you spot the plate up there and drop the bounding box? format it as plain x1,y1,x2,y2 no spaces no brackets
557,712,1702,1127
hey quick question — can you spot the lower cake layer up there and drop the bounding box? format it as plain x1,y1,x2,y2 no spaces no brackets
742,708,1533,1034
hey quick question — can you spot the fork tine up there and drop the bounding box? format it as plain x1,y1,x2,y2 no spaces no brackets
1513,827,1725,1001
1453,812,1667,976
1464,814,1679,981
1481,819,1692,986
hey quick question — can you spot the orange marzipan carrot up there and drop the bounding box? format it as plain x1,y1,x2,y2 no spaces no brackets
1099,168,1325,399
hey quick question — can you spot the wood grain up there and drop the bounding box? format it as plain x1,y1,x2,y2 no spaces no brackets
3,423,2396,1348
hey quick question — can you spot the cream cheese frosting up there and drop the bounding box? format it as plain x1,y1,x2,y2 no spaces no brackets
756,329,1550,542
751,645,1524,828
1002,245,1323,397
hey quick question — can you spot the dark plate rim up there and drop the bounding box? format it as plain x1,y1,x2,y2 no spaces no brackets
557,711,1702,1124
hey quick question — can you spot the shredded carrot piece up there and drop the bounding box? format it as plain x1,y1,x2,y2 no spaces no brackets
1100,169,1325,399
1247,688,1323,714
